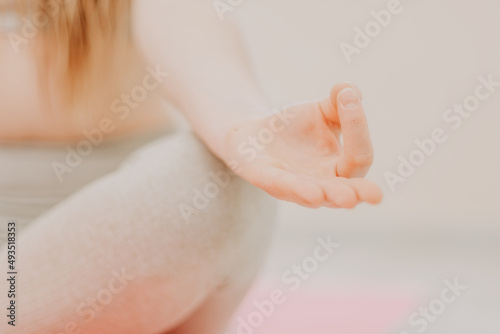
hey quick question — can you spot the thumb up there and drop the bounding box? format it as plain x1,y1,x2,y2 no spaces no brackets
318,83,363,124
336,87,374,178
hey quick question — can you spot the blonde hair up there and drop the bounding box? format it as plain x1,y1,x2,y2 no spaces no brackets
12,0,131,117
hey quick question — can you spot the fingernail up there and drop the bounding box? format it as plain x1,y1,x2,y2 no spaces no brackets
339,87,360,109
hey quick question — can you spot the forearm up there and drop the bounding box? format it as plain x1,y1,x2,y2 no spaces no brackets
132,0,273,159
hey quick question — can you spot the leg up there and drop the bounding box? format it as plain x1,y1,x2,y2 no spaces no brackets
167,269,260,334
0,132,276,333
167,215,272,334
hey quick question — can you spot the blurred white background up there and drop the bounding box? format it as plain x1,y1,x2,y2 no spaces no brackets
224,0,500,333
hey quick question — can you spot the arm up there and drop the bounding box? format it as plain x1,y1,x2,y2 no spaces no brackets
131,0,269,156
131,0,383,208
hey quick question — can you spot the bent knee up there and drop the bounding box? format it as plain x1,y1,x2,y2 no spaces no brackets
119,131,277,274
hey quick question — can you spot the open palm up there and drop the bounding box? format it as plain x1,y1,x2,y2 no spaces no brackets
225,83,383,208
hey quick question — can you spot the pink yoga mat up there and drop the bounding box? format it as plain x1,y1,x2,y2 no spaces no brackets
225,279,421,334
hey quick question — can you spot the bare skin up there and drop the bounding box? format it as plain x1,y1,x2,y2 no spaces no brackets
0,1,382,332
0,34,171,141
0,0,382,207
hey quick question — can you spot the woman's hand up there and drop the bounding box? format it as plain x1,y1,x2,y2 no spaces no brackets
224,83,383,208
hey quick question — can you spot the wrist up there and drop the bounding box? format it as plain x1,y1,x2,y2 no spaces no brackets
196,104,276,163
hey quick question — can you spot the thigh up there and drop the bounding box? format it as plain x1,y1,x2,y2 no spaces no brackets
0,132,276,334
168,196,276,334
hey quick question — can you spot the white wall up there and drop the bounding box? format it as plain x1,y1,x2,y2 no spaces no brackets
231,0,500,234
226,2,500,332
